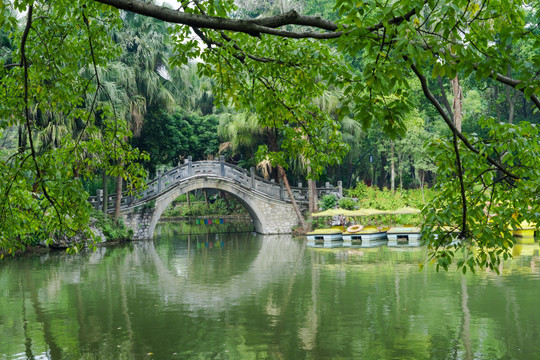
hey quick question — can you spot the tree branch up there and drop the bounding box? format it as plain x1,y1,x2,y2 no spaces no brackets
484,67,540,110
409,61,519,180
93,0,343,39
21,6,65,223
421,43,540,110
93,0,427,40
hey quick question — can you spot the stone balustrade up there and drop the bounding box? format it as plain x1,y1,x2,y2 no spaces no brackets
89,156,342,212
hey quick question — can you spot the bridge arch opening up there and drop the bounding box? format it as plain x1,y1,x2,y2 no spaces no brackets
147,179,272,238
156,188,256,232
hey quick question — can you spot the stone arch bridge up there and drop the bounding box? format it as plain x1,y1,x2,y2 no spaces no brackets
89,157,342,239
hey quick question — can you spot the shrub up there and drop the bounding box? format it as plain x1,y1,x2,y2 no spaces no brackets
308,215,330,230
320,195,338,210
339,197,357,210
92,210,132,241
346,182,368,199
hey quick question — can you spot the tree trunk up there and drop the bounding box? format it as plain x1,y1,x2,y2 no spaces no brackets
18,124,27,152
390,140,395,193
114,173,122,220
437,75,454,119
278,165,307,231
506,86,515,124
308,179,314,214
220,190,232,211
451,75,463,132
451,75,468,236
378,154,385,188
420,170,425,204
186,190,191,208
307,164,314,214
494,85,501,122
307,164,318,213
307,177,318,214
505,57,517,124
311,178,318,212
203,189,208,207
399,157,403,193
102,169,108,215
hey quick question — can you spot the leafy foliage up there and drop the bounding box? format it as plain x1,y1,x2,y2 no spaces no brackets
0,0,148,254
422,119,540,273
338,197,357,210
320,194,338,210
133,110,222,175
92,210,132,241
162,196,247,217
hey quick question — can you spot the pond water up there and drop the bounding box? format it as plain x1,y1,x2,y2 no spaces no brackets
1,223,540,360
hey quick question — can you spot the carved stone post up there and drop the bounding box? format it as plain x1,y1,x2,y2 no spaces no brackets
220,155,225,176
97,189,103,211
187,155,193,176
250,167,255,189
338,181,343,197
157,170,162,194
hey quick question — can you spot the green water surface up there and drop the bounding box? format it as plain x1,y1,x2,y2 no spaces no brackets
1,223,540,359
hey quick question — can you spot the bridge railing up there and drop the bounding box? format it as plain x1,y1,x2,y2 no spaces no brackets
89,157,342,211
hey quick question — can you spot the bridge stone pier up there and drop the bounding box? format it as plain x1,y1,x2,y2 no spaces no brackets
90,157,342,239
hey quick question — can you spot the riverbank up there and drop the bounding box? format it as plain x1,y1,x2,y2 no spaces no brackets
0,210,133,259
0,236,131,259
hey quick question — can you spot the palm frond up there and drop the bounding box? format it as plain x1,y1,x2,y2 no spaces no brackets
256,159,273,180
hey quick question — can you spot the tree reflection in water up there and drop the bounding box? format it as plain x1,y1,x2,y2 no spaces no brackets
1,230,540,359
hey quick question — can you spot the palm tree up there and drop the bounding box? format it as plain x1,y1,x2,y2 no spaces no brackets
218,112,267,161
304,89,362,212
218,111,308,229
100,11,181,218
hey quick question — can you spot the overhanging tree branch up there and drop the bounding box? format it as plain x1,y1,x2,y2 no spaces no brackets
486,68,540,110
93,0,539,111
93,0,343,39
409,61,519,180
93,0,426,39
21,5,65,224
186,0,298,66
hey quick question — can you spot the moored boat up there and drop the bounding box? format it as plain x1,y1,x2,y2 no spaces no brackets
343,225,389,247
387,226,422,246
386,207,422,246
513,221,536,238
307,227,343,243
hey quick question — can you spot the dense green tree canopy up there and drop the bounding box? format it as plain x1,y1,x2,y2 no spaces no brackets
133,109,221,175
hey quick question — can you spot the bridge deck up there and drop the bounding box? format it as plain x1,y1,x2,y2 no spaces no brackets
89,157,342,211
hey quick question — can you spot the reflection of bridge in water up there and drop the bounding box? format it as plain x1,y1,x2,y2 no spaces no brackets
115,234,305,312
89,157,342,239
